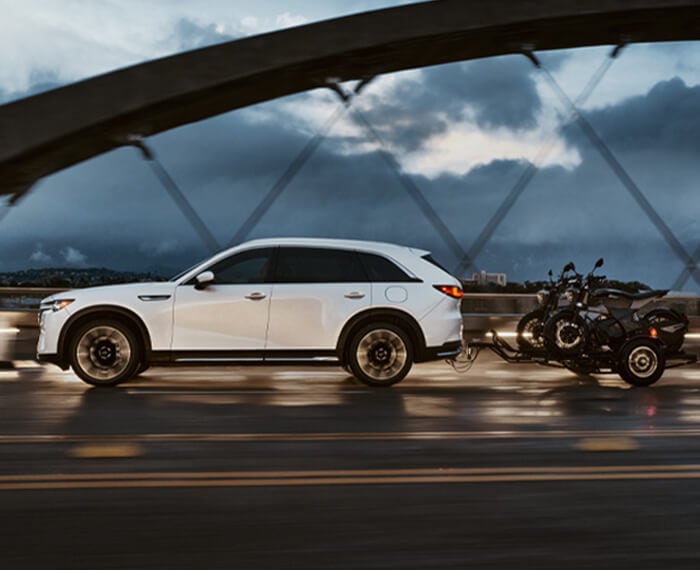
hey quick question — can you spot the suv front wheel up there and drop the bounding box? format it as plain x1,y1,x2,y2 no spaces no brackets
69,320,141,386
347,323,413,387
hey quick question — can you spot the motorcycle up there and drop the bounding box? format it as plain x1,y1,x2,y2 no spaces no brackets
542,258,688,385
516,262,580,354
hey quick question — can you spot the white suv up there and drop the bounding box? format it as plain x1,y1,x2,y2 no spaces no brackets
37,238,463,387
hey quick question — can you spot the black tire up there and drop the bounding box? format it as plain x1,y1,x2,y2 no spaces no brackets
347,322,413,387
543,310,587,357
645,308,687,354
135,362,150,376
68,319,141,387
618,338,665,387
517,309,546,353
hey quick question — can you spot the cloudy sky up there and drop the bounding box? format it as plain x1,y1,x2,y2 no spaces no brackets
0,1,699,290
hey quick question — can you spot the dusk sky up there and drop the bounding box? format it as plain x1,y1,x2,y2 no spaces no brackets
0,1,699,290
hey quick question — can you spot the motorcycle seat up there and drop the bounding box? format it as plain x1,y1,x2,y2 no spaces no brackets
592,288,669,300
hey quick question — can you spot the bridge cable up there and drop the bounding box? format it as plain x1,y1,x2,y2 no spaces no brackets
0,189,30,226
672,243,700,290
350,108,470,265
453,45,622,277
226,78,375,248
535,60,700,288
127,136,221,255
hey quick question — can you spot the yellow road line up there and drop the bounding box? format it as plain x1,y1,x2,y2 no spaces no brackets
4,469,700,490
1,428,700,444
574,437,640,452
67,443,144,459
5,464,700,483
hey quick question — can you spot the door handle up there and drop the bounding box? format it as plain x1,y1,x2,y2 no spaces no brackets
344,292,366,299
245,292,267,300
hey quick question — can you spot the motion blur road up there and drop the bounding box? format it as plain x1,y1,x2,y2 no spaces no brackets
3,348,700,569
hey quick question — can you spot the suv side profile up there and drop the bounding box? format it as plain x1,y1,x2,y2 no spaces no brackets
37,238,464,387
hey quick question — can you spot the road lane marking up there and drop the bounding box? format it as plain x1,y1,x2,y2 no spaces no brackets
6,464,700,482
67,443,144,459
4,466,700,490
2,428,700,444
574,437,640,452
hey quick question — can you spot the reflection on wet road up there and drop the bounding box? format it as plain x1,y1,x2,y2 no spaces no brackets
3,350,700,568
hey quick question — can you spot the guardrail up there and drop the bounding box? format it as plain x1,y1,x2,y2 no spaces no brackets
1,288,698,364
0,287,65,311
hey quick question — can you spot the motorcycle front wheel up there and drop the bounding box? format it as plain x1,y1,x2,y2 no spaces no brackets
543,310,588,357
516,309,546,353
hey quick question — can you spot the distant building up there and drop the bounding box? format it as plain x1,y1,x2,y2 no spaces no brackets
471,270,507,287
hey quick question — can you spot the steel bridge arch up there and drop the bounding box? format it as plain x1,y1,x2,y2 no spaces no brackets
2,0,700,199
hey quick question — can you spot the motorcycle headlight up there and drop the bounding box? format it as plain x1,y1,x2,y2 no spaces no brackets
536,292,546,305
565,290,575,303
39,298,75,312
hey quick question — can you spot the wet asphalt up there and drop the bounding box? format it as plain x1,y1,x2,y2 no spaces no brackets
2,349,700,569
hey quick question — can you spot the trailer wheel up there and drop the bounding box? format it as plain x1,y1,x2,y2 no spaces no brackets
618,338,665,387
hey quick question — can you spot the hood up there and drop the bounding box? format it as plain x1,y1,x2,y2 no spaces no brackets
41,281,176,304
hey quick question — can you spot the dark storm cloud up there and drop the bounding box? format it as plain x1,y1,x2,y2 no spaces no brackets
1,92,694,289
569,77,700,154
425,57,542,131
556,76,700,253
1,46,699,289
356,55,543,152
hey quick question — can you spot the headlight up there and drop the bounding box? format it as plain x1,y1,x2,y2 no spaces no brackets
565,290,575,303
39,299,75,312
536,292,546,305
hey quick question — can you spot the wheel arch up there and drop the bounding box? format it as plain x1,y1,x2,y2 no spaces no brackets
336,308,426,365
622,333,665,351
59,305,152,364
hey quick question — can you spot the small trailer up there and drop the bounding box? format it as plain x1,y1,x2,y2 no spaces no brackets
452,330,696,387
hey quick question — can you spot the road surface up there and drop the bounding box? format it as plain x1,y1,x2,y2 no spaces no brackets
2,349,700,569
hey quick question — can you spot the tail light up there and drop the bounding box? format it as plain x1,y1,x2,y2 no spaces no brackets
434,285,464,299
649,327,658,339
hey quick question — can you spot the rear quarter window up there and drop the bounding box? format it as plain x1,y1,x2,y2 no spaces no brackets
359,252,419,282
421,254,450,274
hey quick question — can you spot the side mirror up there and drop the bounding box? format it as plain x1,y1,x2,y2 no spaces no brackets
194,271,215,290
595,258,604,269
548,270,553,279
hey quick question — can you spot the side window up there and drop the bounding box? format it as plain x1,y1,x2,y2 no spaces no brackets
421,254,449,273
207,248,273,284
359,252,416,282
273,247,367,283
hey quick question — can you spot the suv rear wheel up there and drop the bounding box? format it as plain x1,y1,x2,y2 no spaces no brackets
69,320,141,386
348,323,413,387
